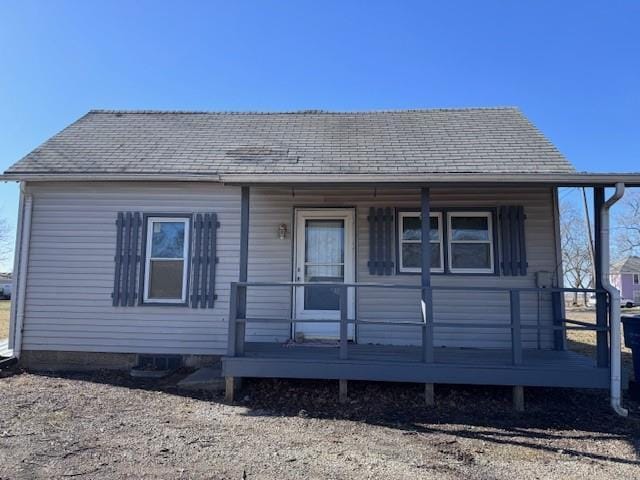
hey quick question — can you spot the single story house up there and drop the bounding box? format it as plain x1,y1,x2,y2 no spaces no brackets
611,256,640,305
3,108,638,414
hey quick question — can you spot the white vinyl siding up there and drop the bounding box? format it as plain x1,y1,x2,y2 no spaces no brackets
245,186,559,349
21,183,559,355
22,182,240,355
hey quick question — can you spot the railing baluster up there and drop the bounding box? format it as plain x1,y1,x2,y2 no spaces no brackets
510,290,522,365
339,285,348,360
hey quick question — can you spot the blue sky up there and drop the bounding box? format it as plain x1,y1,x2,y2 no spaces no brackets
0,1,638,269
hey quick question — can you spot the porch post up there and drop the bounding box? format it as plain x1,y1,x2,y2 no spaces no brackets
237,186,250,353
225,186,250,402
421,187,434,363
593,187,609,367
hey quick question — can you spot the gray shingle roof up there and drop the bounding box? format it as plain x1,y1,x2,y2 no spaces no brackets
611,256,640,273
6,108,574,176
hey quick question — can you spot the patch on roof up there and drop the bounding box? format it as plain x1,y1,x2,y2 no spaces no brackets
225,146,298,163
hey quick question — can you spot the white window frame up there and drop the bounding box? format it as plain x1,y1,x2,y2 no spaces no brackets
634,274,639,285
143,216,190,304
447,211,494,274
397,211,444,273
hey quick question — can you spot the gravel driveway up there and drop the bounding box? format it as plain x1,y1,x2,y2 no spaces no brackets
1,368,639,479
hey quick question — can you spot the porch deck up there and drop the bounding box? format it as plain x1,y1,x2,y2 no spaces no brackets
222,342,609,389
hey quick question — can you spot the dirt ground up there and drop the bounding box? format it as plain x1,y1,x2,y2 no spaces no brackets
0,368,638,479
1,306,639,478
0,300,10,339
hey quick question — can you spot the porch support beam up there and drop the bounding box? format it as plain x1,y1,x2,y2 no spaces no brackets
339,379,348,403
513,385,525,412
421,187,434,363
424,383,435,406
225,376,239,403
593,187,609,367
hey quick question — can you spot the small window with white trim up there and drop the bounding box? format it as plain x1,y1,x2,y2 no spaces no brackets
144,217,190,303
634,274,639,285
398,212,444,273
447,212,494,273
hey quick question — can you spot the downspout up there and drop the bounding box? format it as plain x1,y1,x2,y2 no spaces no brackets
600,182,628,416
11,184,33,359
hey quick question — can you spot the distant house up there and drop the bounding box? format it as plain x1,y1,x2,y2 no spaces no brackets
611,256,640,305
0,273,11,300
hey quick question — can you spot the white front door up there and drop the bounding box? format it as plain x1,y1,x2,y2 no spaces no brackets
294,209,355,340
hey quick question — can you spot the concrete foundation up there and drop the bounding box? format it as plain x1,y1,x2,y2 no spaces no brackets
19,350,220,372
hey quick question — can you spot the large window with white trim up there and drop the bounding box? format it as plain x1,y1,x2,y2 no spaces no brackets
397,210,495,274
398,212,444,273
447,212,494,273
143,217,190,303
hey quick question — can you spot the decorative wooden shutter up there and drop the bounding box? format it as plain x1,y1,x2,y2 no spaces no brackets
190,213,220,308
368,207,394,275
112,212,142,306
498,206,528,276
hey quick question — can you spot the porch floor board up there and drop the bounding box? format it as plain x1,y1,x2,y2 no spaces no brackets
222,342,609,389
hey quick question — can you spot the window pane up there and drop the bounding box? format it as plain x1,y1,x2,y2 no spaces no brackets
149,260,184,299
402,216,439,241
450,216,489,241
304,286,340,310
402,243,441,269
402,216,421,241
151,222,185,258
451,243,491,270
305,220,344,264
304,265,344,281
303,265,344,310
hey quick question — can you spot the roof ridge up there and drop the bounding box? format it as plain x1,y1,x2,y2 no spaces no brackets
87,106,521,115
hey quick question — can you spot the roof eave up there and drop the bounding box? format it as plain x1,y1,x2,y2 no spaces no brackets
2,172,640,187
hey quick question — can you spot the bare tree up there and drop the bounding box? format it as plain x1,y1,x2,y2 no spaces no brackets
0,218,13,270
560,201,593,305
614,191,640,258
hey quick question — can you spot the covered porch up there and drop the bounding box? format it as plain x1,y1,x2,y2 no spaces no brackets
221,183,619,407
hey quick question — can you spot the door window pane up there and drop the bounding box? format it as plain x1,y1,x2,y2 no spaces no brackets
304,286,340,310
303,219,345,311
305,220,344,264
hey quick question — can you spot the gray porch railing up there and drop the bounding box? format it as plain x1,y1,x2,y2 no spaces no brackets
227,282,610,367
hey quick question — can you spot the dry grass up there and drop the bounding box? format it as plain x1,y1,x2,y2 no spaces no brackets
0,300,10,339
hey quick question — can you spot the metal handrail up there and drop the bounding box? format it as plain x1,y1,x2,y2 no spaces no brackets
233,280,605,294
226,281,609,367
